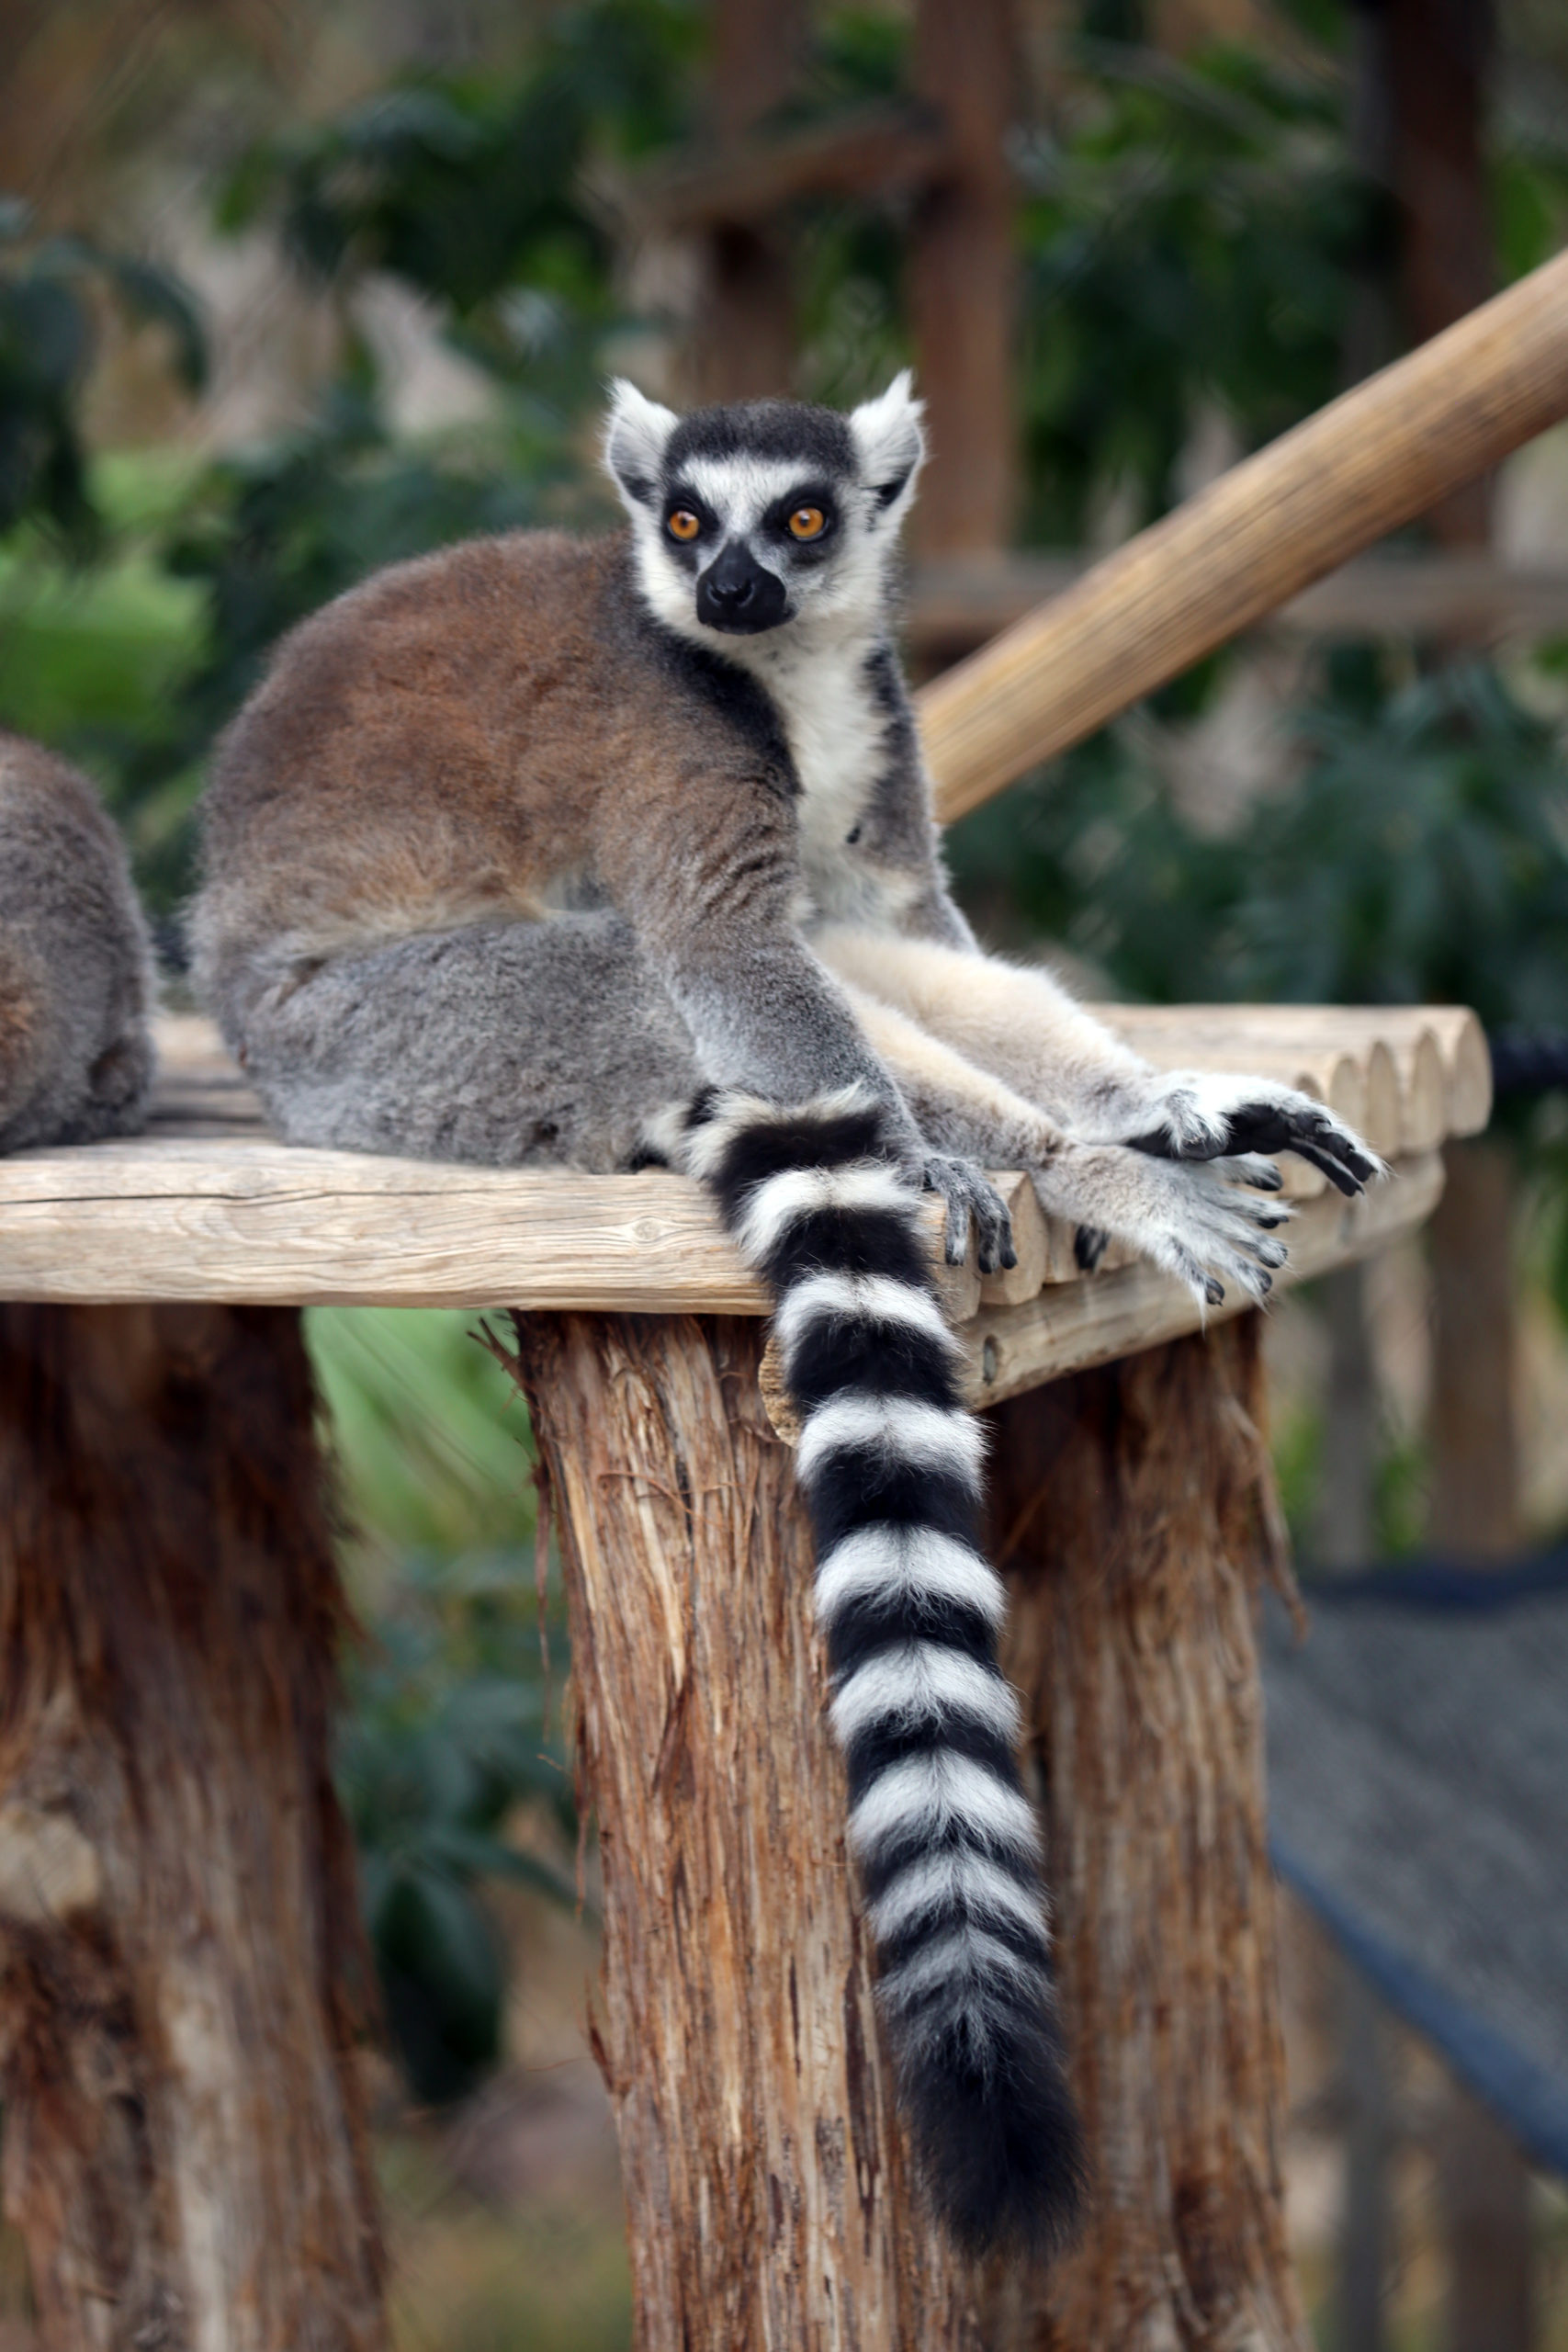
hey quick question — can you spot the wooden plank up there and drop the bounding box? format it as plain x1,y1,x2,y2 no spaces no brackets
915,248,1568,820
0,1017,1465,1314
962,1151,1444,1408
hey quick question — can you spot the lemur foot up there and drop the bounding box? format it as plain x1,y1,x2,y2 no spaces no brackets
918,1153,1017,1274
1122,1071,1383,1198
1037,1146,1292,1310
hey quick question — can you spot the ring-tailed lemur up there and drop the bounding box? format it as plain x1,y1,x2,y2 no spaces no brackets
0,731,155,1152
191,375,1378,2253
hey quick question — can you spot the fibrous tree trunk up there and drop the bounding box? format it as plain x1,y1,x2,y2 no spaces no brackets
983,1318,1312,2352
505,1310,981,2351
0,1304,386,2352
908,0,1021,564
691,0,807,402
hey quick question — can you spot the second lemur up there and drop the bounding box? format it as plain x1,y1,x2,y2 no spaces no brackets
193,374,1377,2253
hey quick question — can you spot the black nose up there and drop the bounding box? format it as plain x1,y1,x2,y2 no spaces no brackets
697,542,789,634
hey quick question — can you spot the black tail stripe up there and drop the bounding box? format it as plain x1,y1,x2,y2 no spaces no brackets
787,1316,959,1414
824,1597,998,1676
843,1713,1021,1793
761,1209,931,1295
804,1463,979,1556
877,1907,1052,1978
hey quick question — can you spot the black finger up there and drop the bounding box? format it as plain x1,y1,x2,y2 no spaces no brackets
1293,1140,1364,1197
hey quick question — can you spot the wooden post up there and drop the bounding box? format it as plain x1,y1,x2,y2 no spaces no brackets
691,0,808,402
504,1310,981,2350
983,1319,1311,2350
908,0,1021,563
0,1304,387,2352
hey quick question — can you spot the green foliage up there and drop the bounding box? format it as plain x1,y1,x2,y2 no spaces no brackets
309,1309,574,2105
951,658,1568,1027
220,0,699,375
1224,661,1568,1023
0,198,203,550
1014,38,1376,540
340,1551,574,2105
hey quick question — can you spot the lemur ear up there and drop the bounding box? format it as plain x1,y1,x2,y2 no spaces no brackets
604,379,679,512
850,369,926,523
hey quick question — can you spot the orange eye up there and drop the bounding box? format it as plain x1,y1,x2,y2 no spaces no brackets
788,505,826,541
667,509,701,542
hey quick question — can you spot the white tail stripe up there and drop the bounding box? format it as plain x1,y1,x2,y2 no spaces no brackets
869,1849,1047,1950
849,1751,1040,1867
796,1395,985,1493
830,1642,1021,1749
734,1160,914,1265
878,1924,1045,2013
678,1082,884,1183
773,1270,958,1371
814,1526,1005,1633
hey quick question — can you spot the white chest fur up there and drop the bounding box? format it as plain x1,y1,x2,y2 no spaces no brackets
740,628,890,912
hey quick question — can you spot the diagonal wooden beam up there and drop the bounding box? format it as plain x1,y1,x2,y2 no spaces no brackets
916,245,1568,822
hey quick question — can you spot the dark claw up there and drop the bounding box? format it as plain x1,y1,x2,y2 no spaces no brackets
1255,1211,1289,1229
1205,1275,1225,1306
1074,1223,1110,1273
1257,1270,1272,1295
1247,1161,1285,1193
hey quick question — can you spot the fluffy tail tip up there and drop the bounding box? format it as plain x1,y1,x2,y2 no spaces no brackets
902,2018,1087,2259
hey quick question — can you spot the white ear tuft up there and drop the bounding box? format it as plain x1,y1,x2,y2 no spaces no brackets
603,379,679,512
850,369,926,521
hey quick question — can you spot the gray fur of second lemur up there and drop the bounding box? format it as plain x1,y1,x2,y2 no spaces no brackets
0,730,155,1153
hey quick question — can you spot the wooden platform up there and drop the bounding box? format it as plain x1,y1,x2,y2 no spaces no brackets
0,1007,1486,1404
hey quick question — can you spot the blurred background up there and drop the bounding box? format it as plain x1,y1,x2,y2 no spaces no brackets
3,0,1568,2344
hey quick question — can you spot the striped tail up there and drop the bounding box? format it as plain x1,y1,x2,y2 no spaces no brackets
671,1083,1084,2257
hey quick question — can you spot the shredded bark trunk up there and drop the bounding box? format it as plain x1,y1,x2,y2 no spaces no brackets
983,1317,1311,2351
0,1304,387,2352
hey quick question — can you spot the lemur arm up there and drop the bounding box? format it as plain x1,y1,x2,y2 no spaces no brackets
818,919,1380,1194
596,775,1015,1266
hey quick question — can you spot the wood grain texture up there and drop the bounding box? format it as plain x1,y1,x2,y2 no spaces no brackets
503,1312,985,2350
0,1015,1475,1319
983,1318,1310,2350
915,247,1568,818
0,1304,386,2352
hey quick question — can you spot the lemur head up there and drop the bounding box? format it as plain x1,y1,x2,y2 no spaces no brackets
604,374,924,648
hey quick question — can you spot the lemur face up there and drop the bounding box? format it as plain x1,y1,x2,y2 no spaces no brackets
604,375,925,647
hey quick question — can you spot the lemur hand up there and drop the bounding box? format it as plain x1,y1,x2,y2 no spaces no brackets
1122,1071,1383,1198
1034,1143,1291,1310
916,1153,1017,1274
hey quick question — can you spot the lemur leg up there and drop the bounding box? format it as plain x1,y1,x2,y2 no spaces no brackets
221,912,703,1170
840,983,1291,1307
818,925,1380,1196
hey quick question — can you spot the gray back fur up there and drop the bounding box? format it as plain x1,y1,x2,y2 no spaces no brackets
0,732,156,1152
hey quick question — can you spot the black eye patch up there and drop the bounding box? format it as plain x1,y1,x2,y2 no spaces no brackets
660,484,716,570
766,486,840,554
